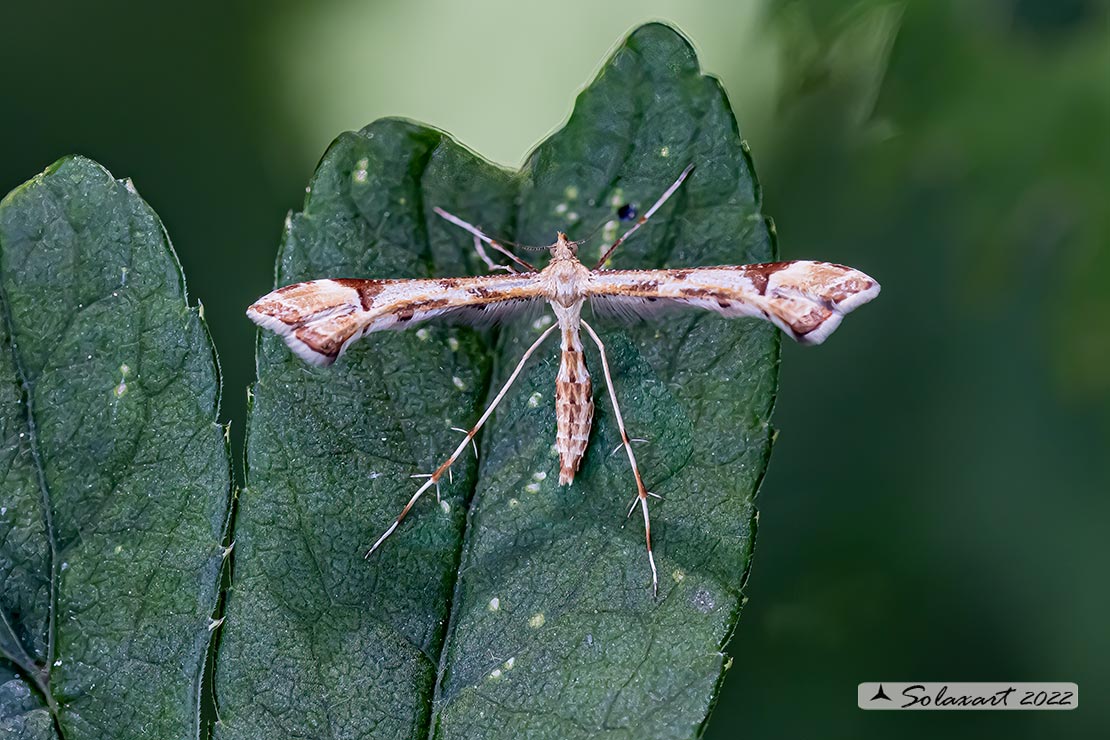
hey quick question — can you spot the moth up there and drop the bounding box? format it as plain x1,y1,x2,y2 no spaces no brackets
247,165,880,594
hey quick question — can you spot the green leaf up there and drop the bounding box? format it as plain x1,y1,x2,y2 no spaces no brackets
0,157,231,739
217,23,777,740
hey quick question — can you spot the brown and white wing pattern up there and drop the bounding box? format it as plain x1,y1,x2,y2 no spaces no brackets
587,261,880,345
248,273,543,366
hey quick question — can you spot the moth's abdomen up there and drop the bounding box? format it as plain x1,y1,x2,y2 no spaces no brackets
555,333,594,485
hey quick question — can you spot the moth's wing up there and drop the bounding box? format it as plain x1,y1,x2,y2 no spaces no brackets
587,261,880,345
248,273,544,366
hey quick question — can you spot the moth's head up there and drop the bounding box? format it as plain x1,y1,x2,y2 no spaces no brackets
551,232,578,260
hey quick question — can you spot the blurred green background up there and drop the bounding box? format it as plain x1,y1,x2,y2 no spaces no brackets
2,0,1106,737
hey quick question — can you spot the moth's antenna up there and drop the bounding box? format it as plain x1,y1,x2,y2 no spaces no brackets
515,218,606,252
571,216,610,248
433,207,536,272
593,163,694,270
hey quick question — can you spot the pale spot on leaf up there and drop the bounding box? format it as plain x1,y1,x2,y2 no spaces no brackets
692,588,716,613
353,157,369,184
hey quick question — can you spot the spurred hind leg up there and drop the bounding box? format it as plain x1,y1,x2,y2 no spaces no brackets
581,320,659,596
365,323,557,557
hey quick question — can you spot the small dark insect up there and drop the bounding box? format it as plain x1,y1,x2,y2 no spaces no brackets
617,203,637,221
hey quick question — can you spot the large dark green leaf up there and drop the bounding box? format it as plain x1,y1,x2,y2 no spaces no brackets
0,157,231,739
217,23,777,739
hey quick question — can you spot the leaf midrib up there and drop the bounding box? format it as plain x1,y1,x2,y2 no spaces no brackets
407,137,518,740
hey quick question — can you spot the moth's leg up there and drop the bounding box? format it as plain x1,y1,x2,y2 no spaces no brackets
581,319,659,596
594,163,694,269
472,235,518,274
433,206,536,272
365,323,558,558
